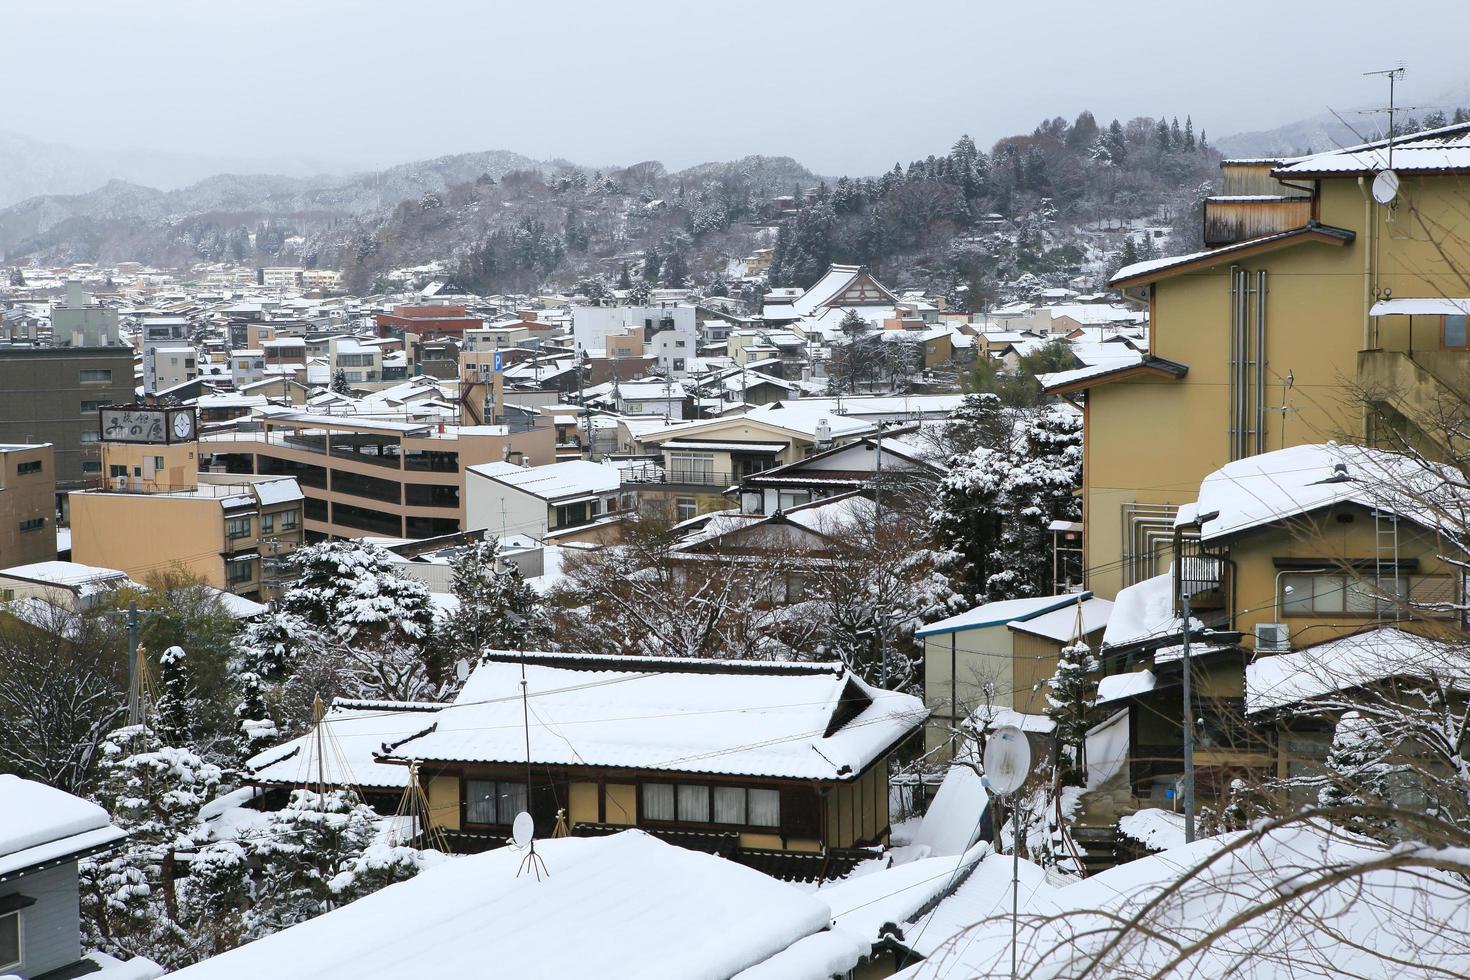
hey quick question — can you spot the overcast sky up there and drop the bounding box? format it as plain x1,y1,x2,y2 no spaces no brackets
5,0,1467,178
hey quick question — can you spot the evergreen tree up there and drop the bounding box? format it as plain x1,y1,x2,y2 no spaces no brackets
941,392,1012,457
1046,635,1099,781
641,250,662,284
83,724,224,966
155,645,196,746
627,279,651,305
234,670,277,763
250,789,385,934
441,540,549,665
661,251,689,287
8,267,26,287
331,369,351,396
616,263,632,290
1170,116,1183,147
1184,115,1196,151
1318,711,1396,841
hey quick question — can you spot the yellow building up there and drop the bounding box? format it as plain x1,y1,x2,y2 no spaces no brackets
0,444,56,569
249,652,926,881
1051,124,1470,600
1087,442,1465,816
69,475,305,600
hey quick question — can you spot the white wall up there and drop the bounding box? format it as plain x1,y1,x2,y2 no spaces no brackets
465,471,549,541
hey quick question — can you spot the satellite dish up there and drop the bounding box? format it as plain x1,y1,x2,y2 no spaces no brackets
511,810,535,848
454,658,470,683
1372,169,1400,205
983,725,1032,797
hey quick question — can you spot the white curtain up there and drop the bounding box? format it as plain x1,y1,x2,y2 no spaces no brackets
713,787,747,825
641,783,675,821
748,788,780,828
677,784,710,822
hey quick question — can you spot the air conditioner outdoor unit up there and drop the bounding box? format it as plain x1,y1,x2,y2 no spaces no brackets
1254,622,1290,654
112,475,129,491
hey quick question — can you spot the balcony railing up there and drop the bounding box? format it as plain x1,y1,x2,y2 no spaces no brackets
621,465,737,489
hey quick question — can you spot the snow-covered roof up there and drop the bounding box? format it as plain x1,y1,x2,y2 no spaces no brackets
0,560,130,590
251,476,303,506
388,652,926,780
249,702,442,789
917,593,1090,638
1007,597,1114,643
1096,669,1158,703
1101,571,1194,649
1370,297,1470,316
1244,627,1470,714
0,773,126,876
467,460,621,500
1179,443,1461,543
168,830,833,980
901,822,1470,978
1274,122,1470,177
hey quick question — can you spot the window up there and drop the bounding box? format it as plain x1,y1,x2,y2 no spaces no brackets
673,358,686,372
80,432,99,444
1444,314,1469,350
465,779,528,825
668,451,714,484
226,559,254,585
152,457,164,470
1280,571,1418,616
280,510,299,530
748,788,780,827
0,908,18,972
79,368,112,382
80,399,108,415
15,460,41,476
641,782,780,828
17,517,44,533
226,517,251,539
260,513,275,534
109,465,127,478
641,783,675,821
676,497,696,522
676,784,710,822
81,460,100,475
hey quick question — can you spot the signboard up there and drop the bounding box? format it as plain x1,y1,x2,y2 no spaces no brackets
98,407,196,445
493,351,503,373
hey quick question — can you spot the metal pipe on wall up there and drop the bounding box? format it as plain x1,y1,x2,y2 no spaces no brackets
1228,266,1241,459
1255,270,1267,456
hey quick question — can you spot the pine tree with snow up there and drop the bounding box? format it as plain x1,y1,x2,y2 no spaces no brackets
1046,637,1099,780
83,724,223,966
280,541,440,699
155,645,196,746
331,369,351,396
442,540,549,664
250,789,394,934
234,670,277,763
1319,711,1396,840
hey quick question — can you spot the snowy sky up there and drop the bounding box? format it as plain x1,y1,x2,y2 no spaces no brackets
5,0,1468,179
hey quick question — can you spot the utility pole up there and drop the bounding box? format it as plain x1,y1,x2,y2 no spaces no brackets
1180,591,1196,843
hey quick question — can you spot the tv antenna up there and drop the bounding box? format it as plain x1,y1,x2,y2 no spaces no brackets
983,725,1032,980
514,656,549,879
1361,66,1412,171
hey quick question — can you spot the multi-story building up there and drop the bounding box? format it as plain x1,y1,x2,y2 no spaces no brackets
50,281,119,347
68,404,302,599
199,412,555,541
0,346,134,490
328,337,382,384
375,305,484,340
0,444,56,568
1048,123,1470,601
572,304,698,378
466,460,630,543
139,315,192,394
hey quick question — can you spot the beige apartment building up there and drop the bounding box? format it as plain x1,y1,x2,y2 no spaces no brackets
198,413,555,540
70,475,304,600
0,444,57,569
